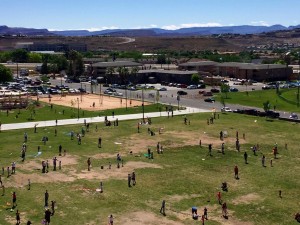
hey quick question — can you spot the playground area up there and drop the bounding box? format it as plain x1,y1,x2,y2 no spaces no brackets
38,94,150,111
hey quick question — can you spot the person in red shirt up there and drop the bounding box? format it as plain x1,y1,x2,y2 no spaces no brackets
217,192,222,204
234,165,239,179
12,191,17,207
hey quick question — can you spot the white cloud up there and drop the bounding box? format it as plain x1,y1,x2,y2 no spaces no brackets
162,22,222,30
250,21,269,26
48,26,119,31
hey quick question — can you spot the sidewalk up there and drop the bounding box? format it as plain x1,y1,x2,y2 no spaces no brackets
1,107,210,131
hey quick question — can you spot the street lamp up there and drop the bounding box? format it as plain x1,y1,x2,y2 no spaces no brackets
77,97,79,119
125,85,128,110
297,52,300,107
177,94,180,110
142,87,145,121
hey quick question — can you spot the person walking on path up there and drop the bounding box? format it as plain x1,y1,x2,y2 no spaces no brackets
87,158,91,171
160,200,166,215
45,190,49,207
98,137,102,148
244,152,248,164
234,165,239,179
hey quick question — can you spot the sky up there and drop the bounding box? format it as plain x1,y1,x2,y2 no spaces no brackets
1,0,300,31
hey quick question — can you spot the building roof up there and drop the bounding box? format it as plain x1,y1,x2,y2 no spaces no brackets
178,61,217,67
138,69,198,75
219,62,287,70
92,61,142,68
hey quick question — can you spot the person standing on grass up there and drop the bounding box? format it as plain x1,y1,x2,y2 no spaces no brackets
221,143,225,154
16,209,20,224
108,214,114,225
132,172,136,186
222,202,228,217
128,173,131,187
51,200,55,215
45,190,49,207
208,144,212,156
204,207,208,220
53,157,57,171
262,154,266,167
45,208,51,225
160,200,166,215
217,191,222,204
234,165,239,179
244,152,248,164
0,175,2,186
98,137,102,148
58,144,62,156
11,162,16,174
12,191,17,207
87,158,91,171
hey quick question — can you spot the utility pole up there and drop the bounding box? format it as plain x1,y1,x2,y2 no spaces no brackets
142,87,145,121
77,97,79,119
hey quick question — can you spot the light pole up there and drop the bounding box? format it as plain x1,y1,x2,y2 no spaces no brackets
297,52,300,107
125,85,128,110
142,87,145,121
177,94,180,110
80,82,83,102
77,97,79,119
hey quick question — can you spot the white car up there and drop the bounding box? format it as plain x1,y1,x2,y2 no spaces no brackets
289,113,298,120
221,107,232,112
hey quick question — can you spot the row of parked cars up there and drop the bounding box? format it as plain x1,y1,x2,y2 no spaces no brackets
233,108,280,118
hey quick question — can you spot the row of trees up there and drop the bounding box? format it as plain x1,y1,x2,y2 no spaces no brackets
105,66,139,84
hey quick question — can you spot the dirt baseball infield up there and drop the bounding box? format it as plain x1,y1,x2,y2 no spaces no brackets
38,94,150,111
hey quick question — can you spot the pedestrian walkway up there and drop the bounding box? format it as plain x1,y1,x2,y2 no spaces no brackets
1,107,211,131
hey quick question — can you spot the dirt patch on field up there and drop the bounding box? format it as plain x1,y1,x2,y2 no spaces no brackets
119,211,184,225
232,193,261,205
6,171,76,188
71,161,162,181
38,94,150,111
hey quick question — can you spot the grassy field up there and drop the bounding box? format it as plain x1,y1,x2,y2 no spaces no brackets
0,101,165,124
0,112,299,225
215,88,300,112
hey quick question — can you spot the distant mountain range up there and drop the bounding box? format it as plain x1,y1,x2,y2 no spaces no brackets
1,24,300,37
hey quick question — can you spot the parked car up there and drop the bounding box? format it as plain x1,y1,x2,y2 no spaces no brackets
233,109,244,114
221,107,232,112
289,113,298,119
177,90,187,95
229,87,239,92
187,85,197,89
197,84,206,89
203,91,213,96
158,87,167,91
204,97,215,103
78,88,86,93
211,88,220,93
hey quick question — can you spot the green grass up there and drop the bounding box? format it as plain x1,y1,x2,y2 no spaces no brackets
0,113,299,224
0,101,165,124
215,88,300,112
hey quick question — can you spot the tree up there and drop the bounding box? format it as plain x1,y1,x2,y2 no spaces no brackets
66,50,84,80
106,67,115,84
157,54,166,64
221,83,230,98
28,52,42,63
117,67,129,84
130,66,139,84
263,100,271,112
11,49,29,63
26,102,36,120
191,73,200,84
41,54,50,75
0,64,13,83
220,95,226,107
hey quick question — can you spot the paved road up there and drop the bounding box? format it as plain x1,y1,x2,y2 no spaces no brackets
1,107,210,131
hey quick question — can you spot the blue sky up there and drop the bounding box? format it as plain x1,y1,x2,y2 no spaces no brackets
1,0,299,31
